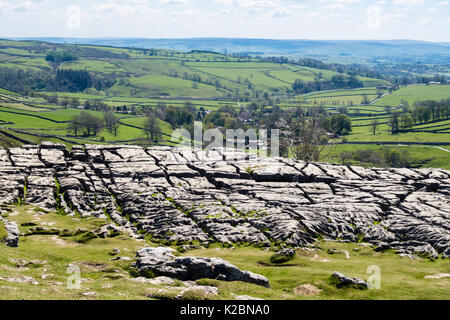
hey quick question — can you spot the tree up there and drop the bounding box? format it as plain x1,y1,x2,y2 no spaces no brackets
55,69,92,92
288,107,330,162
400,114,414,132
361,94,370,105
46,51,78,63
389,112,401,134
104,111,120,136
67,117,82,137
67,111,104,137
143,114,162,143
70,98,80,108
329,114,352,136
370,119,379,135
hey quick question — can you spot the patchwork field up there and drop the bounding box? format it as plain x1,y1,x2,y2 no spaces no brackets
0,40,449,171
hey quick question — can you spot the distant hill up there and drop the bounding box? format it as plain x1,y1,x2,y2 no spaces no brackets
0,39,389,100
11,38,450,64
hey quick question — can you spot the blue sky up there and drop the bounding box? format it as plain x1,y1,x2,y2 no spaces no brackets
0,0,449,41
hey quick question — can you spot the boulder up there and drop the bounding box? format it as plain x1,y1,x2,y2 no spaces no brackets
133,247,270,288
0,217,19,247
270,248,296,264
329,272,368,289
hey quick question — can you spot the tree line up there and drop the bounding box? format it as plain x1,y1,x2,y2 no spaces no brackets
292,74,363,94
0,66,116,94
45,52,78,63
373,98,450,135
66,110,163,145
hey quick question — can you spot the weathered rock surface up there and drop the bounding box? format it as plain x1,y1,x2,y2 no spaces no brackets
0,143,449,258
270,248,296,263
0,216,19,247
133,247,270,287
330,272,368,289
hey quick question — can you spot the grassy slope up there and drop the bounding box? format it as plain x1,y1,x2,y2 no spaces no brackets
0,39,387,100
322,144,450,170
0,205,448,300
1,40,449,167
0,104,173,145
375,85,450,107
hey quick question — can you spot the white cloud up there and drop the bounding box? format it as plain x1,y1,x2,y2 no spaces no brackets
0,0,36,14
271,6,292,18
325,4,344,10
92,1,158,16
160,0,191,4
393,0,424,6
214,0,279,9
330,0,360,3
170,8,199,17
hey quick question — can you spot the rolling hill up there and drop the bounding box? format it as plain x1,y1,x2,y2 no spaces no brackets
14,38,450,65
0,39,389,100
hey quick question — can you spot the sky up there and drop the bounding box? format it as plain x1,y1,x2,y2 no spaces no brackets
0,0,449,42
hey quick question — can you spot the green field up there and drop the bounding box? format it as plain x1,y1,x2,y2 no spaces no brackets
322,144,450,170
0,40,449,170
0,39,387,100
375,85,450,107
0,103,173,146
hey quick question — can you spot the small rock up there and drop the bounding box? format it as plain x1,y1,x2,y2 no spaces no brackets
1,217,19,247
442,247,450,259
424,273,450,279
270,248,296,264
94,224,122,238
108,256,132,261
232,293,264,300
175,285,219,300
357,243,374,247
110,248,121,256
399,253,419,260
0,276,39,285
131,276,176,286
329,272,368,289
327,249,350,259
81,292,97,297
11,259,47,268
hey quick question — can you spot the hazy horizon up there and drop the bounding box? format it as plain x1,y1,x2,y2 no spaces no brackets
6,37,450,44
0,0,449,42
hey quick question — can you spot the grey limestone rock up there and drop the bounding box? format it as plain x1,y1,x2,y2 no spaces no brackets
0,216,19,247
133,247,270,288
330,272,368,289
0,143,448,257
